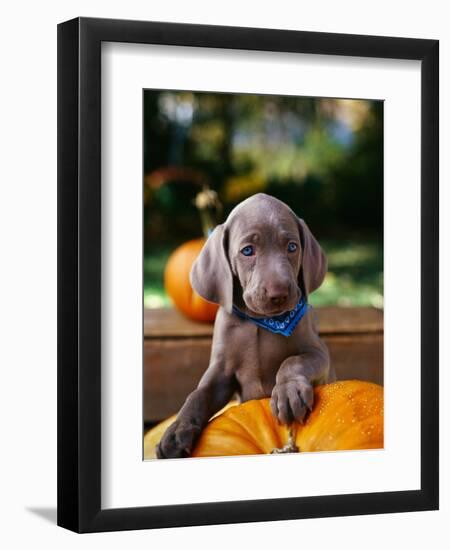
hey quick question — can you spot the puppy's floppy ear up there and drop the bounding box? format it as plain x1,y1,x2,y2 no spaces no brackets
297,218,327,297
189,224,233,313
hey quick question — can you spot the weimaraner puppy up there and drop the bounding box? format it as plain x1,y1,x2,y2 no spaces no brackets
156,193,335,458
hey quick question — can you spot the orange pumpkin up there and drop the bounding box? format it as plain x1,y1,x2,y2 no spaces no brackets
192,380,383,457
144,401,238,459
164,238,219,322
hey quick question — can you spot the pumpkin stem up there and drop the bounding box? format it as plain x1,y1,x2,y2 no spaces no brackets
194,187,222,238
271,425,300,454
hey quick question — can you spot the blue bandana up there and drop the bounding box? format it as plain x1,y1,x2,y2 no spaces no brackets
232,297,309,337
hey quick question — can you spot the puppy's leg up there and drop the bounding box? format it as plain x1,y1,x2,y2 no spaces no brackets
156,365,236,459
270,344,330,425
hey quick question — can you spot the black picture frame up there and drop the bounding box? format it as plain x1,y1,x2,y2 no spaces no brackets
57,17,439,533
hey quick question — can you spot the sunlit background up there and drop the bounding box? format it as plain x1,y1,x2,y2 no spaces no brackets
143,90,383,310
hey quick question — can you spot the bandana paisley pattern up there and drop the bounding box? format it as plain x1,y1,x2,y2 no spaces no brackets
232,297,309,337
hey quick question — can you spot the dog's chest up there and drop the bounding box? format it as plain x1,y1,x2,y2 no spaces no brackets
232,324,301,400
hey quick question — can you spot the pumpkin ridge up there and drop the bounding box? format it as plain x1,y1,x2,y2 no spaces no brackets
258,398,286,450
198,427,262,455
214,406,266,451
223,400,275,452
256,399,290,452
209,415,254,438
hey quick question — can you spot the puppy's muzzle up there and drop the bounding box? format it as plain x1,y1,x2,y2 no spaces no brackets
244,279,299,315
265,282,289,308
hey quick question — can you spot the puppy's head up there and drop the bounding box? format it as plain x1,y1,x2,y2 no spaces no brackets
190,193,327,317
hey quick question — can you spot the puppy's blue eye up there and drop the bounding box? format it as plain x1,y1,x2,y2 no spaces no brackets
241,245,254,257
287,242,298,253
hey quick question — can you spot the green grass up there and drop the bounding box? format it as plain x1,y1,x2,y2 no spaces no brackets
144,248,173,308
144,239,383,309
311,239,383,308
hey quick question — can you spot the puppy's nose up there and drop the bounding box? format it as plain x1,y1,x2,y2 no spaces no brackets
270,294,287,307
266,285,289,307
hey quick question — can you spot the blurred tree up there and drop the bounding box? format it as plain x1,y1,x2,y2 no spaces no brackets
143,90,383,307
144,90,382,240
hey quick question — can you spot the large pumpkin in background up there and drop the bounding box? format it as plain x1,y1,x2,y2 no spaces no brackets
144,380,383,459
164,238,219,323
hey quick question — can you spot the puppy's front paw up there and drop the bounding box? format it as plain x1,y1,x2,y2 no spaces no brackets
270,377,314,425
156,419,201,459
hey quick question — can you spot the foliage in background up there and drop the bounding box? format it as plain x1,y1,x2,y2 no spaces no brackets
143,91,383,309
144,239,383,309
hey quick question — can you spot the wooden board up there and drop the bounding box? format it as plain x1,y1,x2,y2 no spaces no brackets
144,307,383,423
144,306,383,338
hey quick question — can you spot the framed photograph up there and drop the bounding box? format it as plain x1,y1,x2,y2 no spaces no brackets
57,17,439,532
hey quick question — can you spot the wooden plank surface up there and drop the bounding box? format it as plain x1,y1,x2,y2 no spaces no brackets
143,306,384,422
144,338,212,423
144,334,383,422
144,306,383,338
